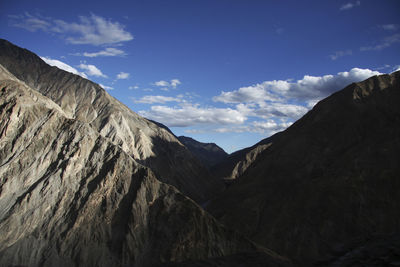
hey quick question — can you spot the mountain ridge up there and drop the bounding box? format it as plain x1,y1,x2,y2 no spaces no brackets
0,63,291,267
207,71,400,264
177,136,228,169
0,38,223,204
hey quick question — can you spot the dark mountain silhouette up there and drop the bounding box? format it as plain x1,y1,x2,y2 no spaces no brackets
207,71,400,265
178,136,228,169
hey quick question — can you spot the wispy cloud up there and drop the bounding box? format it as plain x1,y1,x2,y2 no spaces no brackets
340,1,361,11
214,120,292,134
381,24,399,31
78,63,107,77
134,95,182,104
116,72,130,80
153,79,181,89
329,49,352,60
139,103,247,127
40,56,87,78
360,33,400,51
154,80,169,87
9,13,51,32
9,13,133,46
99,84,114,90
73,48,126,57
170,79,181,87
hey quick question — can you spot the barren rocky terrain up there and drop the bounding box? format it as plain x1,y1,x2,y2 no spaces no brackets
1,38,399,267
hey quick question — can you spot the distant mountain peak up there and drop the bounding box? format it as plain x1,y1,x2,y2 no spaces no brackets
178,136,228,169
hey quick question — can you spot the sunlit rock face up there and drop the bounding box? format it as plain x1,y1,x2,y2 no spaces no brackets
0,38,224,204
0,64,293,267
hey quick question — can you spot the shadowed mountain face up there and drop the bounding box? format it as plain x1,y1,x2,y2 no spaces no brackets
0,64,292,267
0,39,223,204
178,136,228,169
210,133,281,181
207,71,400,264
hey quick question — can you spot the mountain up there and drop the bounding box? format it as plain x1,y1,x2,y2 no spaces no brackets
0,61,292,266
0,39,223,204
316,234,400,266
207,71,400,264
210,133,281,181
177,136,228,169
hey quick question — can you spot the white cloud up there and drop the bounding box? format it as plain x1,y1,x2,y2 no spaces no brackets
214,120,292,134
134,95,182,104
213,81,286,104
40,56,87,78
129,85,139,90
80,47,126,57
360,33,400,51
170,79,181,88
154,80,170,87
78,63,107,78
329,49,352,60
11,13,51,32
139,103,247,127
99,84,114,90
153,79,181,88
214,68,381,104
340,1,360,10
10,13,133,46
254,103,309,119
138,67,382,135
249,120,291,133
116,72,130,80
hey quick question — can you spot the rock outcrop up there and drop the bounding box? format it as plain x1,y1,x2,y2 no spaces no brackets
0,39,223,204
178,136,228,169
0,65,291,267
207,71,400,265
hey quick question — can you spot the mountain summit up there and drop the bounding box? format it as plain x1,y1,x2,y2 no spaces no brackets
0,40,292,267
208,70,400,264
177,136,228,169
0,38,223,204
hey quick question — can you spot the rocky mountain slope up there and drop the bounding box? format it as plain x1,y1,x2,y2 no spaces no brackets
0,39,223,204
210,133,281,181
207,71,400,265
0,64,292,267
178,136,228,169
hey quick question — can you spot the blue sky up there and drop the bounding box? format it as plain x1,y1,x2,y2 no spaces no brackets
1,0,399,153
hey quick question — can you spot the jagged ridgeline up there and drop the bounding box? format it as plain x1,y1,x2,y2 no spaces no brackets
208,70,400,265
0,40,292,267
0,38,224,204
